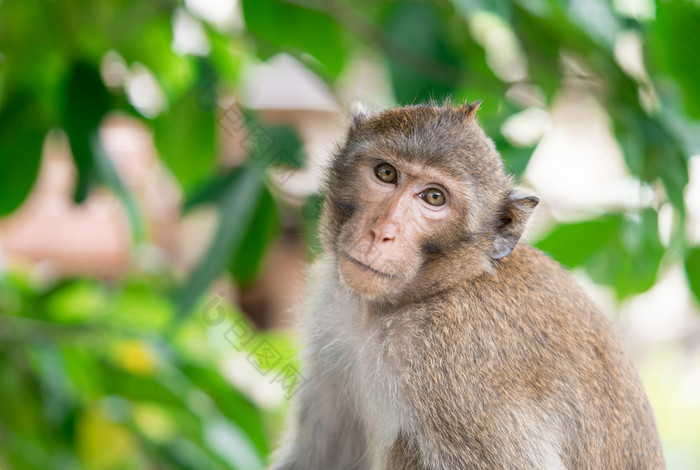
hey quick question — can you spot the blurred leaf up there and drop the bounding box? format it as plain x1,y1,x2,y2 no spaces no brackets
183,117,295,287
117,14,195,101
536,214,622,268
537,210,664,298
686,247,700,304
62,346,104,400
176,165,265,316
204,418,264,470
30,345,75,428
509,3,562,100
382,1,461,103
594,210,664,298
60,61,145,240
611,109,689,213
0,54,6,105
451,0,513,22
77,408,137,469
103,368,187,408
61,61,111,202
206,27,245,85
154,86,217,193
300,193,324,258
492,136,533,178
251,124,306,170
0,353,43,436
651,0,700,119
0,0,65,108
565,0,621,48
163,437,228,470
110,340,159,376
93,135,146,241
230,187,280,286
110,280,173,330
131,402,176,444
241,0,348,77
183,170,243,213
0,93,46,216
510,2,616,100
182,366,269,457
46,280,108,323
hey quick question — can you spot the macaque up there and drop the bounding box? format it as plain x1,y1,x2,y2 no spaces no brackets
269,102,665,469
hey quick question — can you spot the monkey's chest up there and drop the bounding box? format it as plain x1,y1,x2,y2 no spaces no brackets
340,319,413,457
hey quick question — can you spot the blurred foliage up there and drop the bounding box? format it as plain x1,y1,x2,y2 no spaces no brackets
1,0,700,467
0,270,297,469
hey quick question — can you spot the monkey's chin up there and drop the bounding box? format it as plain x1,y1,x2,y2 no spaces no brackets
338,256,401,299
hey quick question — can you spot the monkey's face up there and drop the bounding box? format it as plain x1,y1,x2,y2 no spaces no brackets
334,157,462,300
322,103,537,302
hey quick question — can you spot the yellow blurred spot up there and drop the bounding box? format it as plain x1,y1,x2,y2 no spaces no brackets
111,340,157,375
132,403,175,443
77,409,136,469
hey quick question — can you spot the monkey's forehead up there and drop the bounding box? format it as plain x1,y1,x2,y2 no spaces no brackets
345,125,504,184
364,105,469,135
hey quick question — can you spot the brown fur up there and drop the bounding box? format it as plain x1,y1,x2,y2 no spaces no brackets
270,102,664,469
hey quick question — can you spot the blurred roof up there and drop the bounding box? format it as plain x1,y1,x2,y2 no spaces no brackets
239,54,339,112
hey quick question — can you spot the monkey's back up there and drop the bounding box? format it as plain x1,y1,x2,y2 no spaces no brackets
403,244,665,469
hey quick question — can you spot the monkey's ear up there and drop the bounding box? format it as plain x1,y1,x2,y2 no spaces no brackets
349,101,369,130
458,100,482,120
490,190,539,260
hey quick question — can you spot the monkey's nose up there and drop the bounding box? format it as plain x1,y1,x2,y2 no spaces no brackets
371,222,398,243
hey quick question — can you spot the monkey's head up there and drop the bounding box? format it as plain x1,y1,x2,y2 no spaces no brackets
320,102,538,302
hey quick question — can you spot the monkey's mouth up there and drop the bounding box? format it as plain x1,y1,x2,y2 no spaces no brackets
344,254,395,278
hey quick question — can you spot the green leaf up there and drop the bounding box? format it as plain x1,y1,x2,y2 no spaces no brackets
183,170,242,213
300,193,324,259
181,365,269,457
611,108,689,213
536,210,664,299
0,0,65,104
92,134,146,242
45,280,108,324
382,1,462,103
61,61,111,202
117,14,195,101
110,280,173,330
29,345,75,428
203,418,264,470
250,124,306,170
651,0,700,119
182,117,304,211
536,214,623,269
686,247,700,304
206,26,245,85
60,61,145,240
154,87,217,193
509,4,562,100
241,0,348,77
176,165,265,316
510,2,615,100
492,136,534,178
0,93,46,216
229,187,280,286
586,210,664,298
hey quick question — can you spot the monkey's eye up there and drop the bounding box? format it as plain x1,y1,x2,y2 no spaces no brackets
421,189,445,206
375,163,397,183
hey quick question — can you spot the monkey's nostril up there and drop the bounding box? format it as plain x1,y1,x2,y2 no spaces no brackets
373,223,397,243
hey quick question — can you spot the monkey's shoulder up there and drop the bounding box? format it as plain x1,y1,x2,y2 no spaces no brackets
468,243,603,321
414,243,625,365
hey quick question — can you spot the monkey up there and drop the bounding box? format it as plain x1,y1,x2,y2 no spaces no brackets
269,101,665,469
